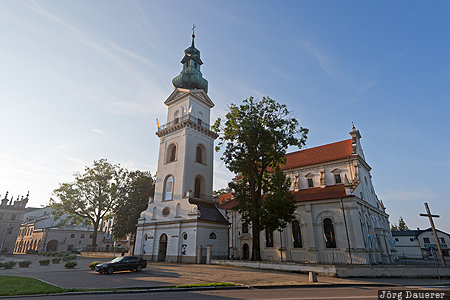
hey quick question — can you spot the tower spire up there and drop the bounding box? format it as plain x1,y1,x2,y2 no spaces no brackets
172,26,208,93
191,24,196,47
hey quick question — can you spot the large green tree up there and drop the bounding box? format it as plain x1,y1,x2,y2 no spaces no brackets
50,159,126,249
112,170,155,247
213,97,308,261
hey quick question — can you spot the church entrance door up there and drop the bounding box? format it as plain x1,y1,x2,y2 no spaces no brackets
242,243,249,260
158,234,168,261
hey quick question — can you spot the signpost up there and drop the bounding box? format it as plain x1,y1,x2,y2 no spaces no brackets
419,203,446,266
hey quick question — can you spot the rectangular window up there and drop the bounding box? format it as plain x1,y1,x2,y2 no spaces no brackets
307,178,314,188
71,234,75,238
440,237,445,243
395,238,399,242
89,234,93,239
81,234,85,239
334,174,342,184
67,245,74,251
423,237,430,243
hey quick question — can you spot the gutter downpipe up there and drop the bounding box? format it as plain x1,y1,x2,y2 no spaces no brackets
341,197,353,265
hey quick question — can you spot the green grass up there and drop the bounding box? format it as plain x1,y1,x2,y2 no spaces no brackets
0,276,65,296
0,276,239,296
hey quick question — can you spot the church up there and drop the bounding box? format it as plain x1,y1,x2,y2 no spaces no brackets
220,127,397,264
134,33,228,263
135,33,396,265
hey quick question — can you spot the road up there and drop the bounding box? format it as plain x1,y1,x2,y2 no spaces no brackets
9,286,450,300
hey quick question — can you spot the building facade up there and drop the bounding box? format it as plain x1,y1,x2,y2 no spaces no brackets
0,192,35,254
134,34,228,263
392,228,450,260
220,127,397,265
13,207,103,254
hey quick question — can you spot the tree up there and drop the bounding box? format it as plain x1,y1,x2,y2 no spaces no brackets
213,96,308,261
112,171,155,247
398,217,409,231
50,159,125,249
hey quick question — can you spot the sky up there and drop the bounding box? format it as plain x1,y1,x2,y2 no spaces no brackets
0,1,449,232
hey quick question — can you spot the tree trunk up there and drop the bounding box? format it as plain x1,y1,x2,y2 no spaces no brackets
251,221,261,261
91,221,99,251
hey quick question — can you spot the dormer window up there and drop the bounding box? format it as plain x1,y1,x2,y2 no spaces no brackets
334,174,342,184
307,178,314,188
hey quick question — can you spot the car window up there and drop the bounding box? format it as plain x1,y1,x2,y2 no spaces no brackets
111,257,124,263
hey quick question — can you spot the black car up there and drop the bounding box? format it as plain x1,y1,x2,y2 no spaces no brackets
95,256,147,274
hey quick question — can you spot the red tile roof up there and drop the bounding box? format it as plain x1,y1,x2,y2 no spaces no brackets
219,185,350,210
282,139,354,170
292,184,348,202
218,193,233,204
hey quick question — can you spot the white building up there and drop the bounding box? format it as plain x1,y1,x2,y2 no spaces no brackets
134,34,228,263
220,127,397,264
392,228,450,260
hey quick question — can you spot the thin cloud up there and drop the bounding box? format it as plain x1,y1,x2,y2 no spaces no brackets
379,189,435,201
91,128,105,135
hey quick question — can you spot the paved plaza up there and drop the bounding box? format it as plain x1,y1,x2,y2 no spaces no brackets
0,254,449,290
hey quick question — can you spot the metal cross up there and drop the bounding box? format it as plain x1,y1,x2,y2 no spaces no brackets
419,202,446,266
191,24,196,36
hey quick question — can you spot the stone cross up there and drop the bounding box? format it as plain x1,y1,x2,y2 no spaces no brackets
419,202,446,266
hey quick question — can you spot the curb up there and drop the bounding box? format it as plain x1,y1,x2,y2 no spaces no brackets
2,282,449,298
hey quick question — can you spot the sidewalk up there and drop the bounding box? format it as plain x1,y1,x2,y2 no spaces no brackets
1,254,449,290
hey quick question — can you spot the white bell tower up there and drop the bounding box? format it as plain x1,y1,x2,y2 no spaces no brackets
135,33,228,263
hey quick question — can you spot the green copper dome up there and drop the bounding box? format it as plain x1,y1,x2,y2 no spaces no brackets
172,34,208,93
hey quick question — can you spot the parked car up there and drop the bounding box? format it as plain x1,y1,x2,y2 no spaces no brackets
94,256,147,274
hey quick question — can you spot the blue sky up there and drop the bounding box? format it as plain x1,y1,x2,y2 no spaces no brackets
1,1,449,231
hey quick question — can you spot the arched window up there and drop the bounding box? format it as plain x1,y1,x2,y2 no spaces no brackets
242,222,248,234
195,144,206,164
323,218,336,248
265,229,273,247
292,220,302,248
163,176,174,201
167,144,177,163
194,176,203,198
209,232,217,239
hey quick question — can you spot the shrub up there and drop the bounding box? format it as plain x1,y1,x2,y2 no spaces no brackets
58,252,65,257
0,262,3,268
51,252,59,257
18,260,32,267
39,259,50,266
88,261,101,270
3,261,17,269
63,254,76,261
26,249,38,254
64,261,77,269
51,258,61,264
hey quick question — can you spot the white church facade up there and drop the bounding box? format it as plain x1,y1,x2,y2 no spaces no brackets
135,33,396,265
220,127,397,265
134,33,228,263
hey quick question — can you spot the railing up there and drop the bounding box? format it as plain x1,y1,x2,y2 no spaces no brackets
157,114,213,132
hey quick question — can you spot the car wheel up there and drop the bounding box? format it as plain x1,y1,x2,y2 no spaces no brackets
136,265,142,272
107,267,114,275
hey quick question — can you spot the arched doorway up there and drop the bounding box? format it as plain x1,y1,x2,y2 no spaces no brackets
242,243,250,260
47,240,58,252
158,234,168,261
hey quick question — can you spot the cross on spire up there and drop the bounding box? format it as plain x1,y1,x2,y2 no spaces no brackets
191,24,196,47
